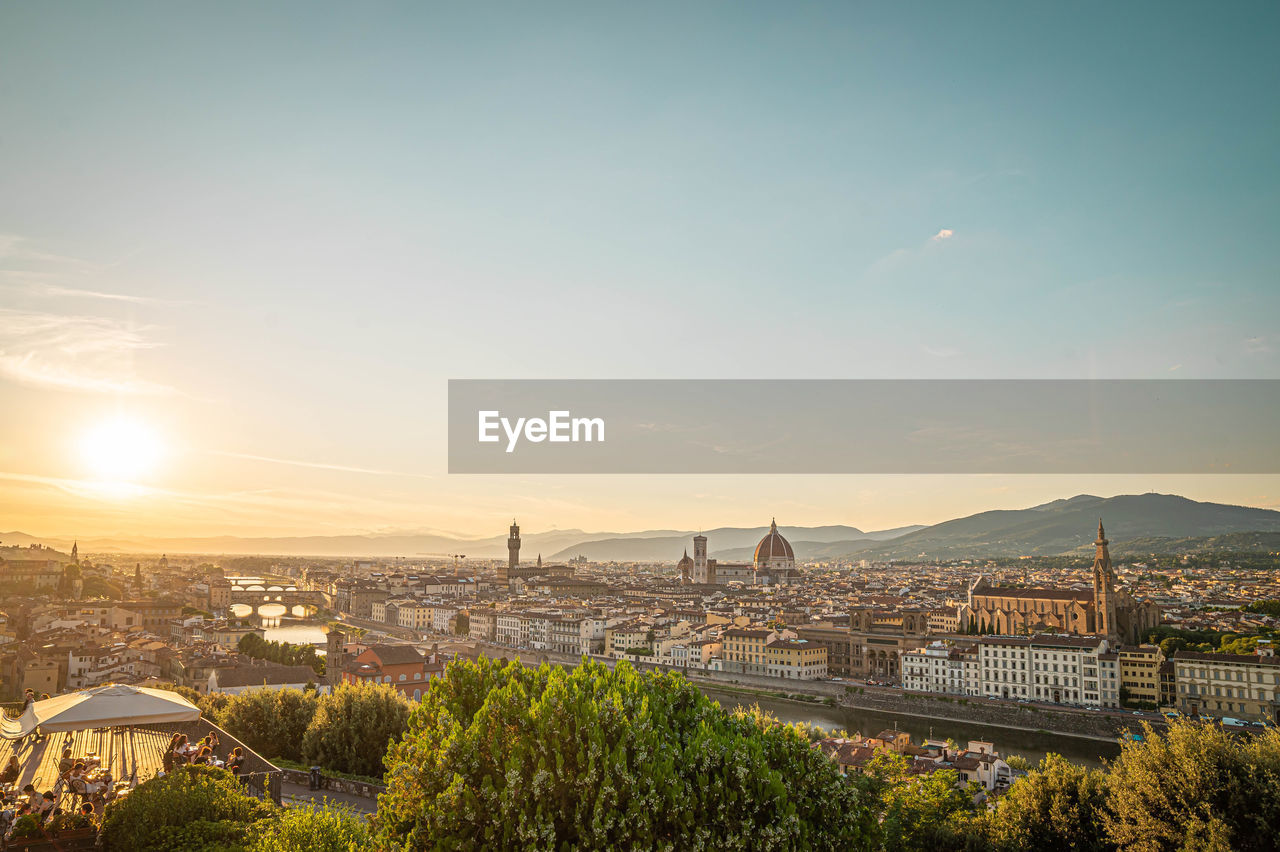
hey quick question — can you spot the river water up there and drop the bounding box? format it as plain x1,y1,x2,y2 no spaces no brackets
701,687,1122,769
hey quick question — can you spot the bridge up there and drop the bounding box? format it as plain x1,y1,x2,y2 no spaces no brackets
227,586,330,609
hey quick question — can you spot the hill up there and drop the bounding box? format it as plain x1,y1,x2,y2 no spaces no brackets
849,493,1280,561
547,525,924,563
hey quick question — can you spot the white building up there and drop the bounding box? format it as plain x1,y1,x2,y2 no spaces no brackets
977,634,1110,706
901,642,979,696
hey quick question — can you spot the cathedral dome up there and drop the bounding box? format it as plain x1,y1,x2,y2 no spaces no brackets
753,519,794,564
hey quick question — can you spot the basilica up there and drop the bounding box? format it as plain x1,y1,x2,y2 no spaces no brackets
961,521,1161,644
678,519,799,586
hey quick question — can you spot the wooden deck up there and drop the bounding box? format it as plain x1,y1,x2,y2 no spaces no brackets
0,726,174,794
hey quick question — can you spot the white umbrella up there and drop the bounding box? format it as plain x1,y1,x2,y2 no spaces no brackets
1,683,200,738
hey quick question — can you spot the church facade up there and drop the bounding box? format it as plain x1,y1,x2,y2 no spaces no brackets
961,521,1161,644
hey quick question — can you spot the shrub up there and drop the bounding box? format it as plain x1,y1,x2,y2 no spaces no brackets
100,766,273,852
302,683,411,778
248,803,372,852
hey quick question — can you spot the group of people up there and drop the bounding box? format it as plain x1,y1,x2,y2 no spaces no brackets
161,732,245,776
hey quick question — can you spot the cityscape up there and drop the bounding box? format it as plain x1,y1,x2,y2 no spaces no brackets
3,1,1280,850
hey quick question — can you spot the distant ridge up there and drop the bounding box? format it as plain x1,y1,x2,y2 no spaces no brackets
846,493,1280,560
8,493,1278,560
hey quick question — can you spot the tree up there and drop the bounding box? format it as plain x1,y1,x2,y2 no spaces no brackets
204,687,319,763
374,657,879,850
867,750,986,851
149,681,202,705
302,682,411,778
100,765,273,851
987,753,1111,852
1103,719,1280,852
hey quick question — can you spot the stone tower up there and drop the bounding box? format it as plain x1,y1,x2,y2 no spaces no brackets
692,533,708,584
1092,520,1117,639
326,629,346,691
507,519,521,577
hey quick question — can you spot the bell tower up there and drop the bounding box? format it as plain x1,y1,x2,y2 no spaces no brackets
692,533,708,584
1092,519,1117,639
506,519,521,581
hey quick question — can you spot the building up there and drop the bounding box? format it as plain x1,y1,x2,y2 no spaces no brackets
963,521,1161,643
721,627,778,676
341,644,444,701
0,559,63,593
765,638,828,679
977,634,1110,706
1173,647,1280,723
209,661,320,694
1117,645,1164,707
901,642,979,696
752,520,799,586
680,521,798,587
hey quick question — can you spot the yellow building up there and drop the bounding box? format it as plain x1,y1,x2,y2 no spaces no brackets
765,638,828,680
1117,645,1164,706
722,627,776,675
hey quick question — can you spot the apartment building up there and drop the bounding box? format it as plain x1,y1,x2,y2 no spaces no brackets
765,638,828,680
901,642,978,696
721,627,778,676
978,635,1110,705
1117,644,1164,706
1174,647,1280,723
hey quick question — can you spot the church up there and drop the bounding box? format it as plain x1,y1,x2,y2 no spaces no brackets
961,521,1161,644
677,520,799,586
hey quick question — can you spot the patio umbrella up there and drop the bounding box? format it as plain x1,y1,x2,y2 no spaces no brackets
1,683,200,739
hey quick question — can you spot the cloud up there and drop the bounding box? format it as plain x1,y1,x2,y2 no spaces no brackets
1244,336,1273,355
0,308,171,394
930,229,955,242
203,450,435,480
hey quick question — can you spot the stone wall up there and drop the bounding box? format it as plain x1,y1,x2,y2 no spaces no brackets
278,767,385,800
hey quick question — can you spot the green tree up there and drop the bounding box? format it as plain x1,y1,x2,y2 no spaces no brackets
204,687,319,763
374,657,879,851
100,765,273,852
867,750,986,851
1103,719,1280,852
248,803,372,852
302,683,411,778
987,753,1111,852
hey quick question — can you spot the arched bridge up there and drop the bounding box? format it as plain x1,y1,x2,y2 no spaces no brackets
227,587,330,609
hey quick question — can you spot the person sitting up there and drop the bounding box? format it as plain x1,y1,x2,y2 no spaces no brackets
79,801,94,817
225,747,245,773
191,746,213,766
57,749,74,777
1,756,19,786
34,791,55,818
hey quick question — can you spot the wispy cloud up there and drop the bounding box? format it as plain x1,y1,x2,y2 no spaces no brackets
1244,336,1273,355
33,284,162,304
0,308,171,394
931,228,955,242
204,450,435,480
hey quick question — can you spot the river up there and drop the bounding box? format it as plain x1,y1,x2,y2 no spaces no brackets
701,687,1122,769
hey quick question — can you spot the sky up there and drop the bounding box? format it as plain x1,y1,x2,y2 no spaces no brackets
1,2,1278,541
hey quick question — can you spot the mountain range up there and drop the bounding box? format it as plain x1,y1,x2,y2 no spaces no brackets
4,493,1278,561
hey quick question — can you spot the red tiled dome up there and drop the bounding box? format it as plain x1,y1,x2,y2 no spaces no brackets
753,519,794,563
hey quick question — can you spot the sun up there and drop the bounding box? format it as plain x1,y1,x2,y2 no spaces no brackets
79,416,164,482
